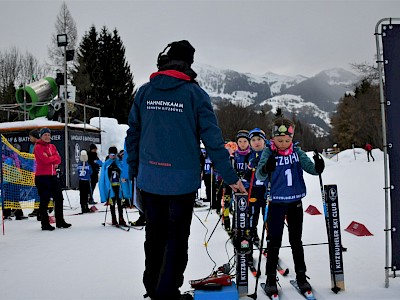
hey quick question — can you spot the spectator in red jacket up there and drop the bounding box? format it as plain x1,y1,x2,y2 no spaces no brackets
365,143,375,162
34,127,71,231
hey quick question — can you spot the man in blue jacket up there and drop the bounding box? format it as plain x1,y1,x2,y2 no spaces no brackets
126,40,246,300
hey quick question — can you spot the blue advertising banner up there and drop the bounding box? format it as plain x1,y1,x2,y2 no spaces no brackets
382,23,400,270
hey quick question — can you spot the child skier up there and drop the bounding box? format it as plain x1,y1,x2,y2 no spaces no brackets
256,112,325,297
246,128,267,247
220,141,237,232
77,150,93,213
99,146,127,226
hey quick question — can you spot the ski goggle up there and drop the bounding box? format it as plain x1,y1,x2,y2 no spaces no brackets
109,153,116,157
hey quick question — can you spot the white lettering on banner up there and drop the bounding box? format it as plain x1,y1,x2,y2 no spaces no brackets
146,100,184,113
277,152,299,166
272,193,306,201
51,135,61,141
18,137,30,142
70,135,100,143
240,254,247,279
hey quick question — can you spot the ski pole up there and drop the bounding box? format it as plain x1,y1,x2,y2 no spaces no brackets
249,172,271,300
318,171,340,294
205,166,215,222
281,242,329,248
204,215,221,247
102,175,113,226
120,180,131,231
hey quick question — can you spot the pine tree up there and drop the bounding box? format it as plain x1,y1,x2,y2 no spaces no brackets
72,26,135,124
330,80,381,149
71,26,100,120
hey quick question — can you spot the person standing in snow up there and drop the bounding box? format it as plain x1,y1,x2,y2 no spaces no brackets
99,146,127,226
88,143,101,204
365,142,375,162
77,150,92,213
256,112,325,297
243,128,267,257
125,40,246,300
34,127,71,231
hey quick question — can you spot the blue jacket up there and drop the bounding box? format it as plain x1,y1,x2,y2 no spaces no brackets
99,158,123,203
126,70,238,195
120,142,132,201
77,161,92,181
256,145,319,203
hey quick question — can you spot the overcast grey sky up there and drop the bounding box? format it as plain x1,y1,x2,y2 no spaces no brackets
1,0,399,85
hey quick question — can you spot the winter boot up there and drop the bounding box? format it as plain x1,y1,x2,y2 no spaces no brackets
42,224,55,231
180,293,194,300
81,205,89,214
296,271,312,293
263,274,278,297
119,216,127,227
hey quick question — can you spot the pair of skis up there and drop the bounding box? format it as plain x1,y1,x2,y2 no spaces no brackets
102,222,130,231
260,280,316,300
248,254,289,278
260,246,289,276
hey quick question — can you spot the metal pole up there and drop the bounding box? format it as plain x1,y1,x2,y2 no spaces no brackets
64,45,69,187
23,82,27,121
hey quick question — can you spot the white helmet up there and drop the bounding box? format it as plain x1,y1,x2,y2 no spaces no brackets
80,150,88,162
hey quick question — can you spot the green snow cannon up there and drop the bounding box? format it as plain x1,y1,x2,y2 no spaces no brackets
15,77,58,119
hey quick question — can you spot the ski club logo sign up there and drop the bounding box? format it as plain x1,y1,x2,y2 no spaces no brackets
325,184,345,291
234,193,249,296
382,23,400,272
74,143,81,163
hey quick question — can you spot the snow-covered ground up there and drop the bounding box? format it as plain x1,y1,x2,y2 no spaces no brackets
1,118,400,299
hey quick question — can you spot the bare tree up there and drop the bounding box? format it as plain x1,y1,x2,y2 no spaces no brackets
19,51,51,85
350,61,379,83
0,47,21,94
47,2,78,71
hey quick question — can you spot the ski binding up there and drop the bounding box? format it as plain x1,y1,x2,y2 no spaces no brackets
289,280,316,300
260,283,280,299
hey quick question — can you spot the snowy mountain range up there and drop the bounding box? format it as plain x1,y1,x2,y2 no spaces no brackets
194,64,360,136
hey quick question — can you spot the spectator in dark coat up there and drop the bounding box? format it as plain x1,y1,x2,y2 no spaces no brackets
126,40,246,300
88,143,101,204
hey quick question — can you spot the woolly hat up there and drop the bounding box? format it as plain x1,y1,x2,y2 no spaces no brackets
157,40,195,68
235,130,250,142
272,123,295,138
167,40,195,65
80,150,88,162
272,109,295,138
39,127,51,137
29,129,40,139
108,146,118,155
89,143,97,150
248,128,266,141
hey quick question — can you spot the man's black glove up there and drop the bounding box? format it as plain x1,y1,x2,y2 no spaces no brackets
262,154,276,174
313,150,325,174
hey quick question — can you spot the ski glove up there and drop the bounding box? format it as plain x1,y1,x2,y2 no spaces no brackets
243,167,254,181
313,150,325,174
262,154,276,174
248,154,260,169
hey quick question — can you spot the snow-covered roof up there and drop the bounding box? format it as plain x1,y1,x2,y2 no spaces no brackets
0,117,100,132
